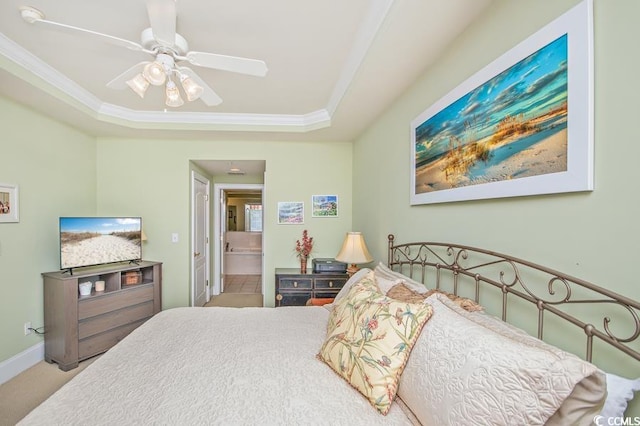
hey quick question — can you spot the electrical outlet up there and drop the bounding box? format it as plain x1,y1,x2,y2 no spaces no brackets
171,233,179,243
24,321,32,336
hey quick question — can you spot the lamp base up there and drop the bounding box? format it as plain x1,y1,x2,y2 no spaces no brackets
346,264,359,277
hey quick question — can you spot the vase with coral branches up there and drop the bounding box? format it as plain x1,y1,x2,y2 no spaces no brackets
295,230,313,274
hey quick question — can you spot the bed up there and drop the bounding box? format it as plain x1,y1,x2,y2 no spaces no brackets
19,235,640,425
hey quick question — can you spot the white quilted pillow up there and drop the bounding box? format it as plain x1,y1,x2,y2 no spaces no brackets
374,262,428,293
398,294,605,426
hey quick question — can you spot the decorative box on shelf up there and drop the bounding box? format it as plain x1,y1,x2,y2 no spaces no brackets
122,270,142,286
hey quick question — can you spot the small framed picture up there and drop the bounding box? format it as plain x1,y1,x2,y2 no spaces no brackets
311,195,338,218
277,201,304,224
0,183,19,223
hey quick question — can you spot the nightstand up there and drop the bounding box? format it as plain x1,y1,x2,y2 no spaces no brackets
275,268,348,307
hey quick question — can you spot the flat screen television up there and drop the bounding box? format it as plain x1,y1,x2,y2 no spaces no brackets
60,217,142,273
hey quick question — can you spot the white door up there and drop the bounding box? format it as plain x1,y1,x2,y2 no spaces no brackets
192,171,210,307
220,188,228,293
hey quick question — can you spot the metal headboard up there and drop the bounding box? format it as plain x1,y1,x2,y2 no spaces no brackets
387,234,640,364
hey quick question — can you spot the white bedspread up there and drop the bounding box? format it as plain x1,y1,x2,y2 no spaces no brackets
20,307,413,425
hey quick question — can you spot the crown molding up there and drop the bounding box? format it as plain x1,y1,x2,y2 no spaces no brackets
98,103,332,132
0,1,394,133
326,0,395,116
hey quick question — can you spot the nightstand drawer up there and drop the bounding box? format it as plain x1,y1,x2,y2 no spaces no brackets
314,291,339,299
275,268,349,307
314,277,347,290
278,278,312,290
277,291,312,306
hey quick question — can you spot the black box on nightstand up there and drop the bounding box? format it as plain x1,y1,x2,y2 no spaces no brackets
312,258,347,273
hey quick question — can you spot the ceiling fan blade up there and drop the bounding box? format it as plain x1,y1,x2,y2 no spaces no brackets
184,52,268,77
20,7,146,53
146,0,177,48
107,62,150,89
177,66,223,106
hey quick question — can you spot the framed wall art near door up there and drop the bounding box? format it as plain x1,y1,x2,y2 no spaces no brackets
311,195,338,218
410,0,593,205
277,201,304,224
0,183,19,223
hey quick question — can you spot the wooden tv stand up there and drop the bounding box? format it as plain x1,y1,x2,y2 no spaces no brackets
42,261,162,371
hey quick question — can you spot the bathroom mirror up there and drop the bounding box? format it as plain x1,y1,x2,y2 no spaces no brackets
226,193,262,232
227,206,237,231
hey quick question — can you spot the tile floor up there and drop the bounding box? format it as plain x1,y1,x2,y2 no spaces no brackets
223,274,262,294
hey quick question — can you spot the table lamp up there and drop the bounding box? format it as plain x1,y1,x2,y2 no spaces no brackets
335,231,373,276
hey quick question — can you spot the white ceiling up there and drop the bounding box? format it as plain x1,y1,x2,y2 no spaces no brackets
193,159,266,178
0,0,492,142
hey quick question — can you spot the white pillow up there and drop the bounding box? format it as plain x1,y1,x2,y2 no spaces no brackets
398,294,606,426
599,373,640,420
374,262,428,293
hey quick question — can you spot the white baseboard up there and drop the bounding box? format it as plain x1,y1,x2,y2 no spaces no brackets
0,342,44,385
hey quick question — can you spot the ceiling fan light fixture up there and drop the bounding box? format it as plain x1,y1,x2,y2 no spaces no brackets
179,74,204,102
21,6,269,111
126,73,150,98
165,80,184,107
143,61,166,86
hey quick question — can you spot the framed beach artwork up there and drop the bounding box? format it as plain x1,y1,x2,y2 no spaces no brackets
277,201,304,224
410,0,593,205
311,195,338,218
0,183,19,223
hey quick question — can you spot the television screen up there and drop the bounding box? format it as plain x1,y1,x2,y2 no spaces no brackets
60,217,142,270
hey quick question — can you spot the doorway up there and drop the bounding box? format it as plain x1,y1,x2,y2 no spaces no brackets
191,171,210,307
213,183,264,297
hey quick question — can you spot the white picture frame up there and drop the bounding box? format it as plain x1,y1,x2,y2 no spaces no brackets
410,0,593,205
0,183,19,223
311,195,338,218
277,201,304,224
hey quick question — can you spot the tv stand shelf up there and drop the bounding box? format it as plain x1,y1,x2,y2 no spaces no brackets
42,261,162,371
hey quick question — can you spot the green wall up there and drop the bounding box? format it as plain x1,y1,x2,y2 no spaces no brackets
95,137,353,309
0,97,96,362
3,1,640,416
0,118,353,363
353,0,640,379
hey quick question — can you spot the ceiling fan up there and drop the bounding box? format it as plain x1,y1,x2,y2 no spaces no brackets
19,0,268,107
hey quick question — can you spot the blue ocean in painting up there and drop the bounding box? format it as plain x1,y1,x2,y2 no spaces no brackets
414,33,569,190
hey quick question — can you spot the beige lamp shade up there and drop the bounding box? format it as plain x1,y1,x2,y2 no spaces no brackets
141,230,148,242
335,232,373,275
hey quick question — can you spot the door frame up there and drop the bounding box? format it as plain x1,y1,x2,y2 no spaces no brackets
213,183,264,295
191,171,210,306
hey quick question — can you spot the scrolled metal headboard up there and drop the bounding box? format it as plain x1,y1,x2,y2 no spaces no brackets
387,234,640,364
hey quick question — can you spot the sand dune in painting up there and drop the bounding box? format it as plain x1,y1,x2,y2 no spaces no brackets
416,128,567,192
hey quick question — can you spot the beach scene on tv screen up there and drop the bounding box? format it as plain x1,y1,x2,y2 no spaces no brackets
60,217,141,269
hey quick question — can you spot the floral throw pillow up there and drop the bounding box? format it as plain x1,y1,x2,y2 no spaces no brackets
317,272,433,415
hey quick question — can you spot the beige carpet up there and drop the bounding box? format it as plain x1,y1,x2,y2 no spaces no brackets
204,293,263,308
0,357,97,426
